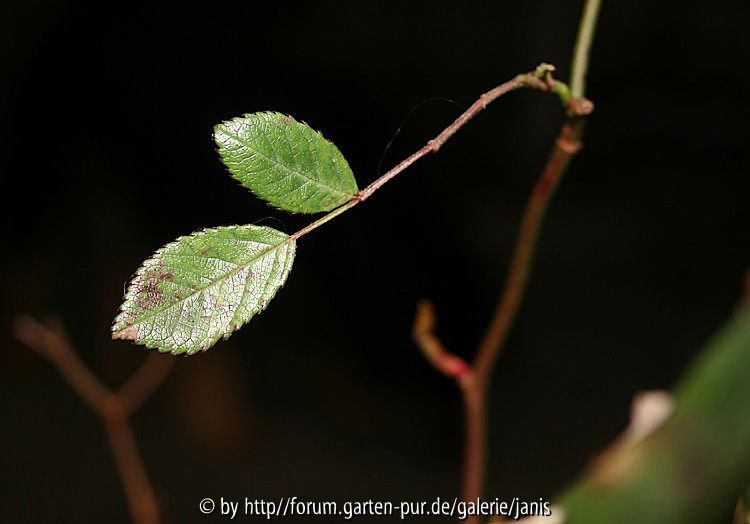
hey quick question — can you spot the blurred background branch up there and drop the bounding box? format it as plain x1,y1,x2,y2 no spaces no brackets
14,316,172,524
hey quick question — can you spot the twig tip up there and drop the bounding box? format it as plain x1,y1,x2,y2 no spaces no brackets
414,299,436,334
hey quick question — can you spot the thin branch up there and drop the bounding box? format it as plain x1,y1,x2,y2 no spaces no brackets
411,301,484,505
106,420,160,524
290,199,358,241
472,120,583,389
118,352,175,415
570,0,603,99
472,2,600,387
356,75,527,201
406,66,595,522
412,300,472,380
14,316,111,414
290,65,587,242
457,119,585,523
460,378,485,507
458,0,603,518
14,315,171,524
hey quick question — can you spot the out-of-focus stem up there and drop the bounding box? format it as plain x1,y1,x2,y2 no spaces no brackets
14,316,172,524
459,2,602,520
472,120,582,389
570,0,602,99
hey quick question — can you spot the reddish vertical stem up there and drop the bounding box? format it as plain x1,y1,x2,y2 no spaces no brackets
460,120,584,524
460,378,486,506
473,121,582,389
455,2,602,516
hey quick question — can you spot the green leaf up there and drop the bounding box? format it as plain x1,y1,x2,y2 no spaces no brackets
112,225,295,355
214,112,358,213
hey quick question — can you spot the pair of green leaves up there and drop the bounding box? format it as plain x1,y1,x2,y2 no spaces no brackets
112,112,358,355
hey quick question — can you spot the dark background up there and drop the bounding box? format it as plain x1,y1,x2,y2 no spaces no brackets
2,1,749,522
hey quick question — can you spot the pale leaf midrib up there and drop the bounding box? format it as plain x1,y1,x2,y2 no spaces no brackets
117,238,292,332
220,127,352,202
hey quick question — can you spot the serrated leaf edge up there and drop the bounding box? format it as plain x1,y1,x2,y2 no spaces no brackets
214,111,358,213
112,224,296,355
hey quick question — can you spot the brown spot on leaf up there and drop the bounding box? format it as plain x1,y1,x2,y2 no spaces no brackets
112,324,139,341
135,281,162,309
118,311,136,325
282,115,293,125
133,268,174,309
200,246,211,255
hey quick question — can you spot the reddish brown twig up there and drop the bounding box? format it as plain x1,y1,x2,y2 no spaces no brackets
118,352,175,415
413,300,472,381
289,65,586,243
473,120,583,389
411,301,484,504
413,120,587,518
14,316,173,524
412,1,601,520
460,122,585,523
